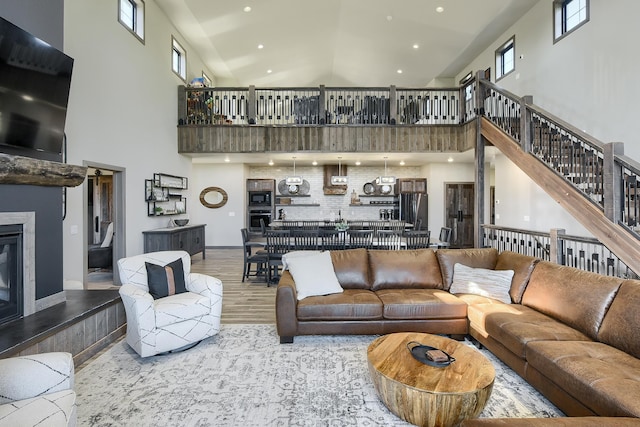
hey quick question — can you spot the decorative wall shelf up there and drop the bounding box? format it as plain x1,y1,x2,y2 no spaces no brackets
145,173,188,216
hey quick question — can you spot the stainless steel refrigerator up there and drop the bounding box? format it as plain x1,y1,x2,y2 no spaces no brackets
399,193,428,229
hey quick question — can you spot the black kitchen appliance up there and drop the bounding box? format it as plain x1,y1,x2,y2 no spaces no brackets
248,191,272,207
399,193,428,229
248,209,272,232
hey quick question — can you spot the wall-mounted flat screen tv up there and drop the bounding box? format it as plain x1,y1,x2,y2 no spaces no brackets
0,17,74,160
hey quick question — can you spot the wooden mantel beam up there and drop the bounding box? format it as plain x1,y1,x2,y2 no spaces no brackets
0,153,87,187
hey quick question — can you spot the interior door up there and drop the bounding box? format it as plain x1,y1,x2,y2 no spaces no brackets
445,183,474,248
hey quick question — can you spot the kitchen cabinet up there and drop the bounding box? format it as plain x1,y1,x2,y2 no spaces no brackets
143,224,206,258
396,178,427,194
247,179,275,192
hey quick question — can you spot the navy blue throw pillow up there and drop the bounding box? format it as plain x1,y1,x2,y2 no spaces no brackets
145,258,187,299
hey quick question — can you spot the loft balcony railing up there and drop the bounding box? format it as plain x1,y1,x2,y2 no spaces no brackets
482,224,638,279
179,85,472,127
177,77,640,257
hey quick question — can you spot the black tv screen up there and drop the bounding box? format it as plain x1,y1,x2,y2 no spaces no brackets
0,17,74,159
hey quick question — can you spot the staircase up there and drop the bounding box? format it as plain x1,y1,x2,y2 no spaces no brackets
478,79,640,275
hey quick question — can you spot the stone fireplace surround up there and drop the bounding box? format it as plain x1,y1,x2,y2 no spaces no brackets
0,212,37,317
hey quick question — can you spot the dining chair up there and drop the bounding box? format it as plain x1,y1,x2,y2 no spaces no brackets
347,220,365,230
429,226,452,248
388,220,406,233
299,221,321,230
291,229,320,250
369,221,386,233
319,229,345,250
259,218,270,237
240,228,267,282
281,220,299,230
375,230,403,250
347,229,374,249
404,230,431,249
265,229,291,285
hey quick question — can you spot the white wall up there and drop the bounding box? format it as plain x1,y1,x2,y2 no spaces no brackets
455,1,639,235
63,0,213,286
424,162,476,231
190,163,248,247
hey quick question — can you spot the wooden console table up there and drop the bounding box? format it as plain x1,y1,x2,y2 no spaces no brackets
142,224,206,258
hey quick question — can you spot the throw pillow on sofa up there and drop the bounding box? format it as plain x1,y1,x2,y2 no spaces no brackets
285,251,343,300
282,250,322,271
450,263,514,304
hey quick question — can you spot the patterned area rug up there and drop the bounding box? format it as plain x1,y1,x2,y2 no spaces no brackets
75,324,563,426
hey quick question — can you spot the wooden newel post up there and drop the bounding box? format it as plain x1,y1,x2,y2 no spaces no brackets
389,85,397,124
248,85,256,124
520,95,533,153
549,228,566,265
603,142,624,223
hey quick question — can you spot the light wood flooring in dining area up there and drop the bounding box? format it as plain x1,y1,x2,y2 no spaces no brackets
190,248,277,324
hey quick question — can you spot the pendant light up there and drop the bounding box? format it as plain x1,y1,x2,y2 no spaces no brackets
330,157,348,185
375,157,396,185
285,156,303,185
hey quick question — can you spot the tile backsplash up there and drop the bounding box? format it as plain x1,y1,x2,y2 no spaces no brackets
249,165,424,221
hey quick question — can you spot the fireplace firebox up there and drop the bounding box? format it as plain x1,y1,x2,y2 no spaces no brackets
0,224,23,325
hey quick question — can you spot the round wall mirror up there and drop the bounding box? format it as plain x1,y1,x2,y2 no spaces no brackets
199,187,228,208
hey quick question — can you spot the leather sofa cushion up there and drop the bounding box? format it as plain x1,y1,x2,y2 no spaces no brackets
369,249,442,291
526,340,640,417
330,248,371,289
495,251,540,304
467,303,591,358
376,289,467,320
598,280,640,359
460,417,640,426
436,248,498,290
297,289,382,321
522,261,623,340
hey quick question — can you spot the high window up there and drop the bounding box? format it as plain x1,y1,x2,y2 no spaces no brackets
554,0,589,42
202,72,212,87
118,0,145,43
495,36,515,81
172,37,187,81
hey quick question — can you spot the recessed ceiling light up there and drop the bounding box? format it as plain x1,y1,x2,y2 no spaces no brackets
267,69,272,74
224,157,230,163
355,161,361,166
436,6,444,13
447,156,454,162
399,160,405,166
412,44,419,49
312,160,318,166
257,44,264,49
243,6,252,12
268,159,274,166
397,69,403,74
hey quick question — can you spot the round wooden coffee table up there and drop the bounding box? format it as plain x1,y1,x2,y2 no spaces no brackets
367,332,495,427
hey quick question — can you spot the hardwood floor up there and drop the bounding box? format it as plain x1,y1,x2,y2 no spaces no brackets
191,248,276,324
89,248,276,324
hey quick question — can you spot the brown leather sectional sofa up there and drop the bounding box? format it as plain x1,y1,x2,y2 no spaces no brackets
275,247,640,422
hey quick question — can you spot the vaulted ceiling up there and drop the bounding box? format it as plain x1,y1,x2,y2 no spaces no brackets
156,0,539,88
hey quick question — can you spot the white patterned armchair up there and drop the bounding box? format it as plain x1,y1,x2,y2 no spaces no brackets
117,250,223,357
0,352,76,427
